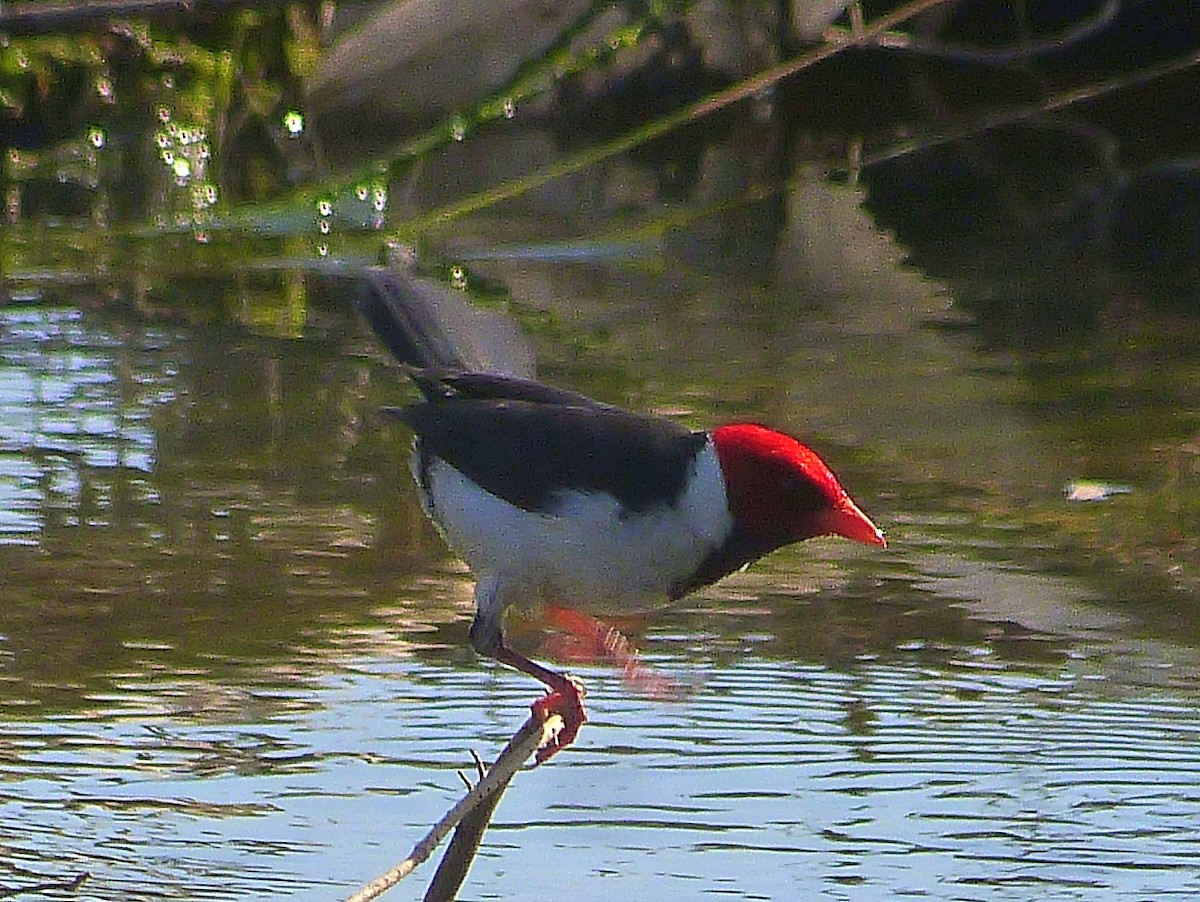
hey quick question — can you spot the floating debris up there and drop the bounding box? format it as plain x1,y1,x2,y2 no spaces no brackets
1064,480,1135,502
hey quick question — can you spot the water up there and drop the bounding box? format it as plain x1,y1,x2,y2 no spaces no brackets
0,296,1198,900
4,5,1200,899
3,619,1200,900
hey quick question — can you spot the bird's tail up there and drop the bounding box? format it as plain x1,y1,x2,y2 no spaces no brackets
356,266,535,378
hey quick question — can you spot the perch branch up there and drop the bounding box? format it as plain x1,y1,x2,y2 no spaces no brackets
421,752,508,902
343,710,565,902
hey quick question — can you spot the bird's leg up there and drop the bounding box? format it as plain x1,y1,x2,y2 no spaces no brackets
492,645,587,764
541,605,681,700
470,579,586,764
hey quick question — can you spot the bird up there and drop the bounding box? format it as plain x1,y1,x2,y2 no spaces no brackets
358,268,885,762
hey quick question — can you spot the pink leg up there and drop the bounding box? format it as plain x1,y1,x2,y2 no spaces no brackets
541,605,681,700
493,645,587,764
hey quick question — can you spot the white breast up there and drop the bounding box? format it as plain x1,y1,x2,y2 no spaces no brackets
416,439,733,608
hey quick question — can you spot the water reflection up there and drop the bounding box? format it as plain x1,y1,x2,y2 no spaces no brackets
4,643,1199,900
0,286,1198,898
4,3,1200,896
0,299,444,715
0,306,167,541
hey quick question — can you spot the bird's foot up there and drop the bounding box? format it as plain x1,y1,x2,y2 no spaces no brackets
541,605,684,701
530,674,587,765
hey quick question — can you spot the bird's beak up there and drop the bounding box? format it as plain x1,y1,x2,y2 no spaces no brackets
820,496,886,548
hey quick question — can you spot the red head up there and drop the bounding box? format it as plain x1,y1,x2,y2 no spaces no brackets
712,424,885,549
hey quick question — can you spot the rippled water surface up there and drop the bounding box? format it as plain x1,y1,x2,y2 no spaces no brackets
5,635,1200,901
5,8,1200,895
1,296,1199,900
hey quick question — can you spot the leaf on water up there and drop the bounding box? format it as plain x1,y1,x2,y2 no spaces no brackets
1064,480,1135,502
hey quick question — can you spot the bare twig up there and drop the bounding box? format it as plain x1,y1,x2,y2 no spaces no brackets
342,711,565,902
822,0,1121,66
421,756,508,902
0,872,89,899
853,44,1200,176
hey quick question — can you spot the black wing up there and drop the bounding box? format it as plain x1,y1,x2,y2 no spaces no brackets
392,388,707,515
405,369,605,409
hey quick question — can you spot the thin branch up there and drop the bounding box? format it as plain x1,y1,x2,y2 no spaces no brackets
822,0,1121,67
342,711,565,902
421,756,507,902
426,748,496,901
0,872,90,899
853,44,1200,175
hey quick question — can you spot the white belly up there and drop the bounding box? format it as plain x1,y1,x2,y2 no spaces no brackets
416,441,733,608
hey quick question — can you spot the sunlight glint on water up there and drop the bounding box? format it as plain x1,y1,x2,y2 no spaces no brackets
1,260,1200,900
3,653,1198,900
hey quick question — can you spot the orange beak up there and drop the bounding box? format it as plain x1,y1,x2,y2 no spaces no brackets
820,496,886,548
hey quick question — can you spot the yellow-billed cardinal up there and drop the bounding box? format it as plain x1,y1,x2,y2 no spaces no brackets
359,269,885,762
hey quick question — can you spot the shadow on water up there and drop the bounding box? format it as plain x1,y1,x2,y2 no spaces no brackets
2,0,1200,898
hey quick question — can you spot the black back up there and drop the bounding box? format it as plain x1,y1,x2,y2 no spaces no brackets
391,373,708,515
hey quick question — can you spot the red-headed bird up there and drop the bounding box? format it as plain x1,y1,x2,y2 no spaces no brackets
360,269,885,761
